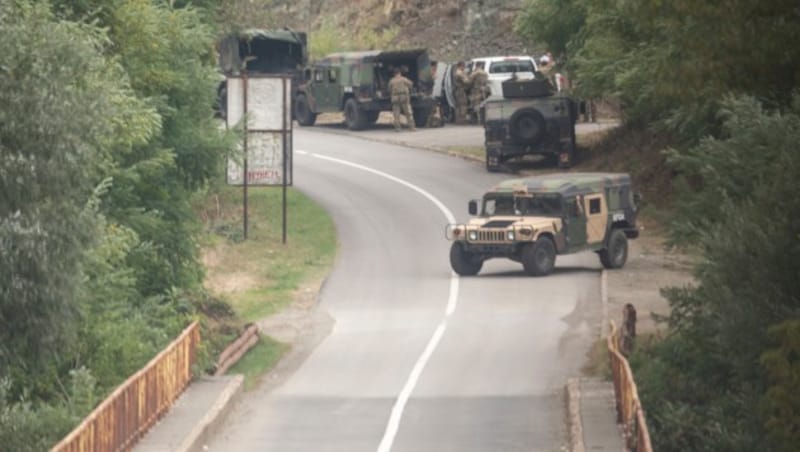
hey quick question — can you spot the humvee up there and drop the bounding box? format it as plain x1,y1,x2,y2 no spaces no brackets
483,78,578,172
294,49,435,130
447,173,639,276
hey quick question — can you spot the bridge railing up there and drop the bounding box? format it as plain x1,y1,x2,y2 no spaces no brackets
52,321,200,452
608,320,653,452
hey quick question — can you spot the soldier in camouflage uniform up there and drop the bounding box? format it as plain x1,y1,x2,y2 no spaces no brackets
468,61,490,125
389,67,416,131
453,61,471,124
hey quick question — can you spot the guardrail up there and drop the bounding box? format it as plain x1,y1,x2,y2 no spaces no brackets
52,321,200,452
607,320,653,452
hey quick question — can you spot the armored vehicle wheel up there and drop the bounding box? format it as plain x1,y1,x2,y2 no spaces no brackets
295,94,317,126
486,153,502,172
599,229,628,269
344,98,368,130
365,110,380,125
449,242,483,276
413,107,431,128
509,108,546,144
522,237,556,276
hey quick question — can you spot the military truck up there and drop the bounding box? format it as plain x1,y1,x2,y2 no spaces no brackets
446,173,639,277
293,49,435,130
216,29,308,119
483,77,578,172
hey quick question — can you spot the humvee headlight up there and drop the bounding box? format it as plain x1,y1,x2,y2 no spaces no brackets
507,231,516,241
453,227,462,237
518,227,533,237
468,231,478,241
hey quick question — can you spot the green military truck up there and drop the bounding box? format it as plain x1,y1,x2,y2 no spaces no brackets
216,29,308,119
294,49,435,130
447,173,640,276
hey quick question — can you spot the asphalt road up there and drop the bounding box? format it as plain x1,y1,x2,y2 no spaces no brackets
206,128,606,452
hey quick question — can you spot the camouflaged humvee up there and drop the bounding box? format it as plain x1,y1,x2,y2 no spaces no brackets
483,78,578,172
294,49,435,130
446,173,639,277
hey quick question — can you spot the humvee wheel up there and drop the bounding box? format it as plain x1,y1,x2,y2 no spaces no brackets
599,229,628,269
522,237,556,276
449,242,483,276
486,153,502,173
365,110,380,125
295,94,317,126
413,107,431,128
344,98,368,130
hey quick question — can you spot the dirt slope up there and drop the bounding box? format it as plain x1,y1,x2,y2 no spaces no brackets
273,0,534,61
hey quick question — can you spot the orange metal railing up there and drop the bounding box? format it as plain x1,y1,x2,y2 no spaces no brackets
607,320,653,452
52,321,201,452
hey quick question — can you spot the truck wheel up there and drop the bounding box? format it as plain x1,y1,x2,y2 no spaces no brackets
344,98,368,130
295,94,317,126
522,237,556,276
509,108,545,144
365,111,380,125
413,107,430,128
486,152,502,173
599,229,628,269
449,242,483,276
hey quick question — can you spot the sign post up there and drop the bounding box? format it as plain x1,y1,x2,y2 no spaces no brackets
225,74,293,242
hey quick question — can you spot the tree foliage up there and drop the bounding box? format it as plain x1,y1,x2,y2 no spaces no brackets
0,0,135,376
632,96,800,451
2,0,233,446
516,0,800,142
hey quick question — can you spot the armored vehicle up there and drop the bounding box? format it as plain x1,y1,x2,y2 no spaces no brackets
483,78,577,172
294,49,435,130
216,29,308,119
447,173,639,277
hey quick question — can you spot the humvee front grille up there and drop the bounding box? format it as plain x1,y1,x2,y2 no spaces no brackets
473,229,507,242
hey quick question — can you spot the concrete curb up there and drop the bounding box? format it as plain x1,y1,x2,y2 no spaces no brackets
566,378,586,452
176,375,244,452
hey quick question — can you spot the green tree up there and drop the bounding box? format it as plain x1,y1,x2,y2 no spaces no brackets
0,0,141,380
514,0,586,60
634,95,800,451
95,0,229,296
516,0,800,142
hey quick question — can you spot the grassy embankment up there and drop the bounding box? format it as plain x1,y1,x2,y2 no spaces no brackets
198,186,337,388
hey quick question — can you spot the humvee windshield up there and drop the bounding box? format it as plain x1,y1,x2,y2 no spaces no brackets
483,193,562,216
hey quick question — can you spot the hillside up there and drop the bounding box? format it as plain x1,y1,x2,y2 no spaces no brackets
272,0,536,61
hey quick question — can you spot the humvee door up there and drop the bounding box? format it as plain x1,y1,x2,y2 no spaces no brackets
309,67,340,112
584,193,608,244
565,197,587,249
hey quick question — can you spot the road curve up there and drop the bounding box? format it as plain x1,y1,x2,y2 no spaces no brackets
207,129,605,452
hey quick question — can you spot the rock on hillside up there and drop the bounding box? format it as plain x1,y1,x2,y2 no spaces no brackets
271,0,537,61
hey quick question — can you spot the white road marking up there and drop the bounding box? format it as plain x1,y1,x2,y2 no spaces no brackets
298,150,460,452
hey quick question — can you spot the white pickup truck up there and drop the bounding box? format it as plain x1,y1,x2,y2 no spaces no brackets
468,55,567,101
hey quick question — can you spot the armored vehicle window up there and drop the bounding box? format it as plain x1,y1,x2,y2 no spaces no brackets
328,68,338,83
483,195,516,215
516,194,562,217
566,198,582,217
589,198,601,214
314,69,324,82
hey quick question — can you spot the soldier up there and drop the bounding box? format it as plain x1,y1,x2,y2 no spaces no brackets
453,61,471,124
468,61,490,124
426,61,444,128
388,67,415,132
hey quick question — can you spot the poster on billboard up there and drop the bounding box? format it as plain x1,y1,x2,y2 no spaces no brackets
225,75,292,186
